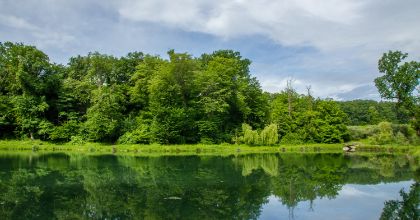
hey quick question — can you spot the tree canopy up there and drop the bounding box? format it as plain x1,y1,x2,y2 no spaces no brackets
3,42,417,144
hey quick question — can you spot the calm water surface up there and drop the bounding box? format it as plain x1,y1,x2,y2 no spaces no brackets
0,152,418,219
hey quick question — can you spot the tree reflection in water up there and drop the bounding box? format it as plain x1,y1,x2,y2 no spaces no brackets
0,152,418,219
380,182,419,220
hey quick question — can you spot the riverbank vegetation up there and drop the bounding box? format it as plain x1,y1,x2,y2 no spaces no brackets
0,140,419,157
0,42,418,146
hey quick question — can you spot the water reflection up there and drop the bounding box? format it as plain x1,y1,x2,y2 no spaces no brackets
0,153,418,219
380,182,419,220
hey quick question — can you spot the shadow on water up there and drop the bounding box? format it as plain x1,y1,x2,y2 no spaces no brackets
0,152,418,219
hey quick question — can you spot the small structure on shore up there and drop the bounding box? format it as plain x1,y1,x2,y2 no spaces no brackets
343,144,358,152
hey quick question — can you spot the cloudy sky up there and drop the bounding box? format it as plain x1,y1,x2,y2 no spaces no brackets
1,0,419,100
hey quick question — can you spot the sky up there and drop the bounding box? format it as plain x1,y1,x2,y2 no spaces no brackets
1,0,419,100
260,181,414,219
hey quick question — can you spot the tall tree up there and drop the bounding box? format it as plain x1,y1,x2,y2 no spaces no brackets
374,51,419,124
148,51,199,144
0,42,59,139
83,85,127,142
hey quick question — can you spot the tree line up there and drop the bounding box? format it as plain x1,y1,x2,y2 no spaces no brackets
0,42,418,144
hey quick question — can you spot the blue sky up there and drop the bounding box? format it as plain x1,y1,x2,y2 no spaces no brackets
1,0,419,100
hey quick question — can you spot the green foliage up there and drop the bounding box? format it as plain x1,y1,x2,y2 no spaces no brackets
50,119,81,142
37,120,54,140
0,42,61,139
349,122,419,145
260,124,278,145
241,123,260,145
347,125,379,140
1,42,410,146
338,100,400,125
370,122,394,145
270,91,349,144
237,123,279,146
374,51,419,130
375,51,419,106
69,135,85,145
280,133,304,145
129,55,162,109
394,132,409,145
118,124,151,144
11,95,49,138
0,95,14,138
83,86,126,142
0,42,52,96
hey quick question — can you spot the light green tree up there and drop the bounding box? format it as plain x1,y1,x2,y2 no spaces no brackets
260,124,279,145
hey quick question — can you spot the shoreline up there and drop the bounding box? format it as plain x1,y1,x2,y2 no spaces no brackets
0,140,418,157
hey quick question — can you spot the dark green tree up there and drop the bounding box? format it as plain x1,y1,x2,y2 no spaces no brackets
0,42,59,139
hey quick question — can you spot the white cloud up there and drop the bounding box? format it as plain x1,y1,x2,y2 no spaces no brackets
0,14,75,52
339,185,370,197
1,0,418,99
259,76,361,99
0,14,39,31
117,0,420,53
115,0,420,99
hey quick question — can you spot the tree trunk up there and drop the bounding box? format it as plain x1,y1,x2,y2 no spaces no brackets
287,80,293,117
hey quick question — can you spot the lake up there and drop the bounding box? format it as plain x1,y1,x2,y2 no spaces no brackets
0,152,418,219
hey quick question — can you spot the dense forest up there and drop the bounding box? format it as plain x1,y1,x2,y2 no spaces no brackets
0,42,418,145
338,100,400,125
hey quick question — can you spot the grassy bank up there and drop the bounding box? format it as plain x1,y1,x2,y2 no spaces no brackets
0,140,419,156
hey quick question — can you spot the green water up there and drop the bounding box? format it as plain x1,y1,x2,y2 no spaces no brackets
0,152,418,219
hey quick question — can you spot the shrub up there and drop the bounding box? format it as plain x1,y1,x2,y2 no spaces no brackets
369,122,394,145
242,124,259,145
37,120,54,140
280,133,304,145
395,132,409,145
69,135,85,145
349,121,418,145
237,123,279,146
50,120,81,142
260,124,278,145
199,137,214,144
117,124,151,144
348,125,378,140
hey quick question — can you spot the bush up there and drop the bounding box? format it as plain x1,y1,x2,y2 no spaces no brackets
349,121,419,145
117,124,151,144
260,124,278,145
69,135,85,145
199,137,214,144
50,120,81,142
395,132,409,145
37,120,54,140
348,125,378,140
369,122,394,145
237,123,279,146
280,133,304,145
242,124,259,145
